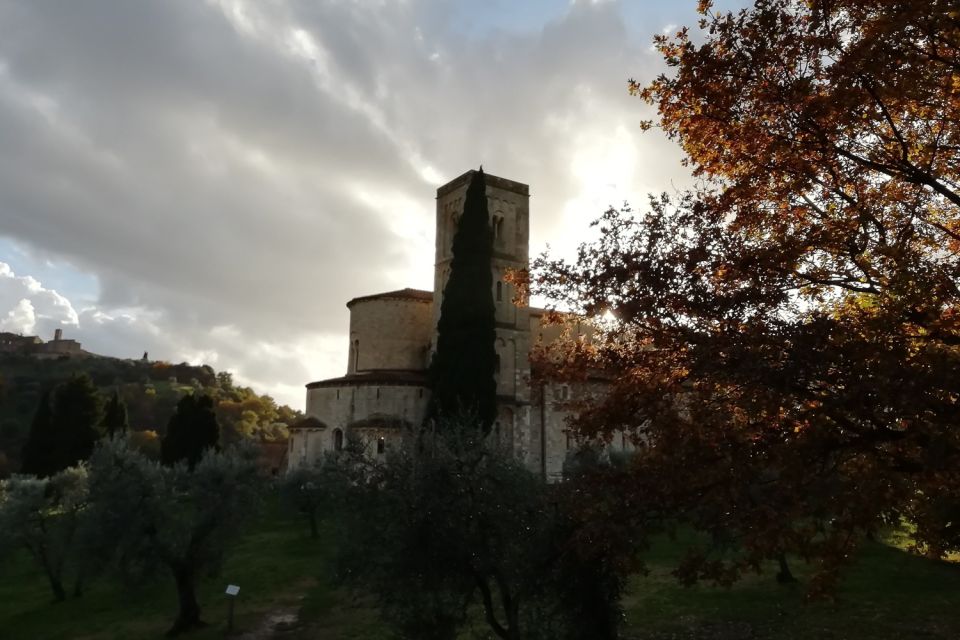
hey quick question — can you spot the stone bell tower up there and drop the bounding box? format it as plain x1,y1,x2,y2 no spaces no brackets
433,170,532,453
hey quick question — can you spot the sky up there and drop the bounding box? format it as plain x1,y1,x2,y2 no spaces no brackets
0,0,748,410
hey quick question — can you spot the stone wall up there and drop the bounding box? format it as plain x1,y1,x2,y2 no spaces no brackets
290,381,430,469
347,297,433,373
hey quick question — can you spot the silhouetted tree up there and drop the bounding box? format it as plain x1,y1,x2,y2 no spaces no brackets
428,168,498,433
21,376,102,476
329,416,636,640
161,394,219,470
101,389,129,438
20,390,55,476
531,0,960,591
52,374,104,472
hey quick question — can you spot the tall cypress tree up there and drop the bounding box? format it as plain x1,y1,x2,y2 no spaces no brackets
102,389,129,438
20,390,56,476
21,375,103,476
51,374,103,472
161,393,220,470
428,168,498,433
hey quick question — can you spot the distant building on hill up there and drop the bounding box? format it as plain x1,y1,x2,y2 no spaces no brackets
290,169,630,481
0,332,43,354
0,328,86,359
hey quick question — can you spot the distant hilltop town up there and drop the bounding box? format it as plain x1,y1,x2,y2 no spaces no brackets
0,328,89,359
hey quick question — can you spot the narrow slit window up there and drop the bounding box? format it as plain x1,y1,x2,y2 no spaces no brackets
377,437,385,454
496,281,503,302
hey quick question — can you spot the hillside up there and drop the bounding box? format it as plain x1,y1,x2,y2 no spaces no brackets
0,353,302,476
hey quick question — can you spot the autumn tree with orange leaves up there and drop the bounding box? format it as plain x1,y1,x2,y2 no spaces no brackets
533,0,960,589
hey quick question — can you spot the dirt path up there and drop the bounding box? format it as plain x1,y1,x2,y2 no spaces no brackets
234,606,301,639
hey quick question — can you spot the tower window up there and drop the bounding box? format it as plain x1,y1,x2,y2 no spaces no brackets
376,387,380,399
377,437,386,454
492,215,504,242
334,428,344,452
496,281,503,302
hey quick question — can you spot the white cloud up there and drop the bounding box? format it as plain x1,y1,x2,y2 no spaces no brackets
0,0,706,410
0,298,36,334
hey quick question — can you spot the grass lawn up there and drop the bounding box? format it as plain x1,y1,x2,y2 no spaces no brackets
1,503,958,639
0,502,385,640
623,531,960,639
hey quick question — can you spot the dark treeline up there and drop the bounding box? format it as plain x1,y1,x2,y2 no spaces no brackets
0,355,301,476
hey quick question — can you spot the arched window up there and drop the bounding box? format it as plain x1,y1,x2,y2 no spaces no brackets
377,437,386,454
334,428,344,452
496,281,503,302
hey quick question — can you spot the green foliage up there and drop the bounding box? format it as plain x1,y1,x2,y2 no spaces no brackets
85,438,263,635
280,462,339,539
429,169,498,433
0,466,89,602
0,355,301,475
326,417,632,640
160,394,220,470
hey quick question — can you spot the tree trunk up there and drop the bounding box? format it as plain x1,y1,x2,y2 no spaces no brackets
35,548,66,603
776,553,797,584
45,568,66,603
167,564,206,636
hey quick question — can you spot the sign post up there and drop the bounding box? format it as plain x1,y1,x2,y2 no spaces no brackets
225,584,240,632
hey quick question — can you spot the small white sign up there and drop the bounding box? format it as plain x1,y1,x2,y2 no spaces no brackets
225,585,240,596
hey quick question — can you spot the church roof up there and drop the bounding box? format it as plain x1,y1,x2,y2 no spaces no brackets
306,369,428,389
346,288,433,308
436,170,529,197
289,416,329,430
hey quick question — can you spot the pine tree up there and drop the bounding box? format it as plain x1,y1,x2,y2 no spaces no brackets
428,168,498,433
161,393,220,470
101,389,129,438
20,390,56,476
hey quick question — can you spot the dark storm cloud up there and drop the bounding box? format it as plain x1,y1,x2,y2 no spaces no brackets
0,0,692,407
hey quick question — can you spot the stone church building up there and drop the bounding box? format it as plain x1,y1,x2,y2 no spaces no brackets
290,169,623,480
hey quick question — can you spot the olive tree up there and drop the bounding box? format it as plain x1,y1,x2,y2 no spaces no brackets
85,437,262,635
0,466,89,602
